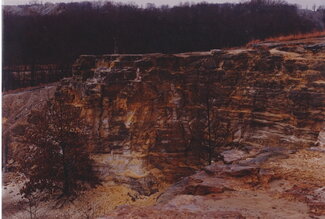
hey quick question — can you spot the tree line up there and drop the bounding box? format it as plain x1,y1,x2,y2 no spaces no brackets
3,0,322,66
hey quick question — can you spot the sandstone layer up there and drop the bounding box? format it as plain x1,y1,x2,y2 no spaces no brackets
60,36,324,183
2,36,325,217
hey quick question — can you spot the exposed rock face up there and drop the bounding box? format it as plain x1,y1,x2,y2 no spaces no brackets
57,37,324,183
3,37,325,196
104,148,325,218
2,36,325,218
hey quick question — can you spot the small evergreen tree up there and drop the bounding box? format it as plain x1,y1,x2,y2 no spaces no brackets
18,94,99,203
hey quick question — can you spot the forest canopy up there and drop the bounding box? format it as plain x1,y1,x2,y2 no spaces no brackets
3,0,324,65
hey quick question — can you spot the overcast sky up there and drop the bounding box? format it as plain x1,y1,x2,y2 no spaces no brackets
2,0,324,9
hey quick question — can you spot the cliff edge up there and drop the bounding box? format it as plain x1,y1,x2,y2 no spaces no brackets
3,35,325,218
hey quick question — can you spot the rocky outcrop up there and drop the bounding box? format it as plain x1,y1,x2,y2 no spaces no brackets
2,36,325,218
3,36,325,197
104,148,325,218
57,36,325,183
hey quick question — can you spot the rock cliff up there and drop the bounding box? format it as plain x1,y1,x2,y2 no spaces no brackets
3,36,325,214
57,36,324,183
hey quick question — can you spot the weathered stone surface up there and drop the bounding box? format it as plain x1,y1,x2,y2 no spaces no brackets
221,149,248,163
105,148,325,218
3,36,325,219
56,37,324,183
3,36,325,199
157,162,260,204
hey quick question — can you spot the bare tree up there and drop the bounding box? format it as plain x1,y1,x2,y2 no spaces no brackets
199,62,240,165
18,93,100,204
19,193,41,219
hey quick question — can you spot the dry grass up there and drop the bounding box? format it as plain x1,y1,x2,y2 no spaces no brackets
247,30,325,46
266,31,325,42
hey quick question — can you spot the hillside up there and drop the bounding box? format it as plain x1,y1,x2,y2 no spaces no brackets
3,1,322,66
3,35,325,218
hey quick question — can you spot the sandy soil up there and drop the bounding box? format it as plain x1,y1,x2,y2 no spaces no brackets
2,174,165,219
3,150,325,218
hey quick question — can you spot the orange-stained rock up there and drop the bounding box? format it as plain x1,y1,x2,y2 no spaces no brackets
2,36,325,219
3,36,325,196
